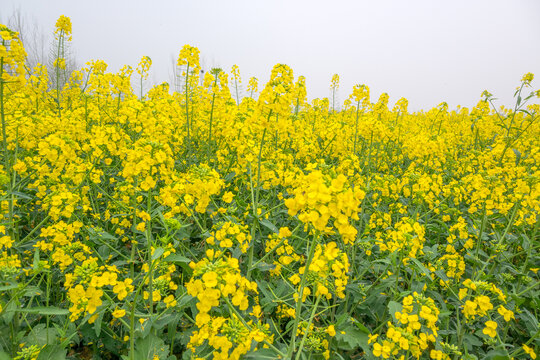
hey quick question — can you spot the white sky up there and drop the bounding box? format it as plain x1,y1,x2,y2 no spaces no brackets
2,0,540,111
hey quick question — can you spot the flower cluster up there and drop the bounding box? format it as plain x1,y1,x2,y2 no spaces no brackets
206,221,251,253
1,18,538,359
290,241,349,300
376,217,426,261
285,169,365,244
186,250,270,359
264,227,302,276
371,292,443,359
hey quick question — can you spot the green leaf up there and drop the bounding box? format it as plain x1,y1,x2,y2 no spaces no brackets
132,333,169,360
152,247,165,261
18,306,69,315
434,269,449,282
387,301,402,321
176,292,195,310
259,219,278,234
94,309,106,337
23,286,43,297
0,351,11,360
163,254,190,263
512,148,521,165
33,247,40,271
409,258,432,281
244,348,280,359
517,108,532,117
463,333,482,349
164,254,192,275
152,314,176,331
23,324,58,346
88,227,117,241
485,348,510,360
0,284,19,291
335,324,369,352
36,344,66,360
12,191,33,200
355,321,370,334
255,261,275,272
224,172,236,182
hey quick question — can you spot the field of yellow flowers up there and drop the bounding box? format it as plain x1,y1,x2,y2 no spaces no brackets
1,16,539,360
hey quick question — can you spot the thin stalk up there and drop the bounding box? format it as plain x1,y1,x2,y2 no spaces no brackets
140,73,143,99
146,189,154,316
332,88,335,113
499,83,525,164
353,100,360,155
521,218,539,273
255,127,268,208
0,50,7,170
295,295,322,360
224,297,286,357
472,203,488,277
235,78,240,107
287,232,320,358
208,76,218,147
184,63,191,152
55,30,64,118
246,126,269,278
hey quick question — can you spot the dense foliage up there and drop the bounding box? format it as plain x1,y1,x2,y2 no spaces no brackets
0,17,539,360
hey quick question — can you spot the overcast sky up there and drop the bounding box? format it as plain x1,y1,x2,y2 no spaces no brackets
2,0,539,111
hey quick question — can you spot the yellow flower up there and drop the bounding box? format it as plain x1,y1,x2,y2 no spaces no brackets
136,222,146,232
86,286,103,315
53,58,66,70
372,340,392,358
523,344,537,359
430,349,445,360
55,15,72,35
0,30,12,41
458,287,468,300
498,305,515,322
202,271,218,288
326,325,336,337
482,320,497,338
164,294,177,308
368,333,379,344
475,295,493,315
222,191,234,203
112,308,126,318
113,279,134,301
521,72,534,84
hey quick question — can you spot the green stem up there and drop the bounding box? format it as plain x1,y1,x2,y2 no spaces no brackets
295,295,322,360
224,297,286,357
353,100,360,155
255,127,267,208
146,189,154,316
287,231,320,358
0,48,7,171
472,202,487,277
55,30,64,118
515,281,540,297
208,76,218,151
184,63,191,154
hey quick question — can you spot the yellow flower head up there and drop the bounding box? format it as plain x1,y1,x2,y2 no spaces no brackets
523,344,537,359
112,308,126,318
330,74,340,90
482,320,497,338
55,15,72,37
177,44,200,70
521,72,534,84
